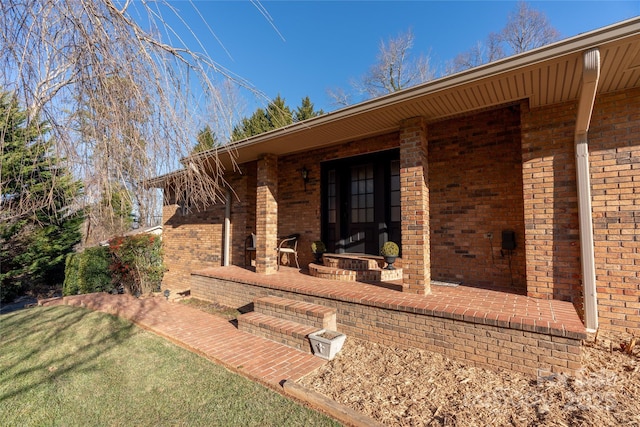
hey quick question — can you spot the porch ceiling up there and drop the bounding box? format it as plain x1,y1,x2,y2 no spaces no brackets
194,18,640,172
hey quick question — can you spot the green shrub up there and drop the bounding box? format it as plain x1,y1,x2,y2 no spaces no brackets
63,253,80,296
311,240,326,253
109,234,164,296
63,246,113,296
380,241,399,257
63,234,164,297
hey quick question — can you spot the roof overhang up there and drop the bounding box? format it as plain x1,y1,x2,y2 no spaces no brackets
172,17,640,180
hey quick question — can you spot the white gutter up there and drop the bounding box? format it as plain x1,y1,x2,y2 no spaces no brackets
575,48,600,332
223,187,231,266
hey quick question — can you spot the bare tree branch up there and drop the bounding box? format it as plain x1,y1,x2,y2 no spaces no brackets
328,28,435,105
446,1,558,74
0,0,258,243
501,1,560,54
326,86,352,108
362,29,435,98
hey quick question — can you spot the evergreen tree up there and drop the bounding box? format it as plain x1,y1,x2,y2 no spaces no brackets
231,95,324,141
231,108,271,141
265,95,293,129
231,95,294,141
294,97,324,122
192,125,218,153
0,92,83,301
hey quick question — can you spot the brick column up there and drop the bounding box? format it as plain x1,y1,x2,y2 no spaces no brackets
399,117,431,294
256,154,278,275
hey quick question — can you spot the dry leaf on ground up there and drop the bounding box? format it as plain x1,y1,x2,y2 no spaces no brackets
300,333,640,426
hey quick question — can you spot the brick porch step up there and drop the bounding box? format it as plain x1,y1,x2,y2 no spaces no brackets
308,263,357,281
322,253,379,270
322,253,403,270
309,263,404,288
357,268,403,282
254,295,337,330
237,311,320,353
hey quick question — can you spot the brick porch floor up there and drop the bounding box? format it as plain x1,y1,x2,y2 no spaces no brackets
42,293,325,388
194,265,586,338
190,265,587,375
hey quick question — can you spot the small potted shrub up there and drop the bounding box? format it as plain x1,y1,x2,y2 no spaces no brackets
311,240,326,264
380,241,399,270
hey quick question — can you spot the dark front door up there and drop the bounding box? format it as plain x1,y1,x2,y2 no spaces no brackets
322,150,401,255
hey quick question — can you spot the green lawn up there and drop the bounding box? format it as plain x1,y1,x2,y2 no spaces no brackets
0,305,340,426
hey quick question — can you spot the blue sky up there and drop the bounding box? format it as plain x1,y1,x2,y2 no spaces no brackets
161,1,639,114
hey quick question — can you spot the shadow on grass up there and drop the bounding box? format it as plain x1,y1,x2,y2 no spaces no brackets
0,301,340,426
0,305,136,403
0,305,94,346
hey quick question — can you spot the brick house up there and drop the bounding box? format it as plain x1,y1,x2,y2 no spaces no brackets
152,19,640,376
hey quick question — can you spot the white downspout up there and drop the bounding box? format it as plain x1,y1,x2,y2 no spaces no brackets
223,188,231,266
575,48,600,332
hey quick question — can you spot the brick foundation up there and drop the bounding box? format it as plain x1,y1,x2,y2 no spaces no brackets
192,270,584,377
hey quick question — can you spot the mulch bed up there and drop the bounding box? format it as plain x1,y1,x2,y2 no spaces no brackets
300,332,640,426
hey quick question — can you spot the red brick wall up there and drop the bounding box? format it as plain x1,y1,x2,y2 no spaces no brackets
589,88,640,333
256,154,279,274
319,132,400,162
522,87,640,333
275,153,320,268
400,117,431,294
238,161,257,258
161,167,255,288
230,163,256,268
521,99,581,305
161,203,224,287
429,106,526,291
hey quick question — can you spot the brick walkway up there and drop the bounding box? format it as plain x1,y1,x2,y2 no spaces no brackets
43,293,326,388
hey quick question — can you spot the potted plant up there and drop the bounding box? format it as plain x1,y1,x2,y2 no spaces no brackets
380,241,399,270
311,240,326,264
308,329,347,360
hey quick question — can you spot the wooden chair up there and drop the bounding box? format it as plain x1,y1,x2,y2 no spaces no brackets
244,233,256,266
276,234,300,270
